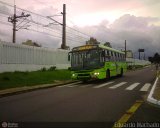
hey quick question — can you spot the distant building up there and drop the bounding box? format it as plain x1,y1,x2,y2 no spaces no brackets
126,50,133,58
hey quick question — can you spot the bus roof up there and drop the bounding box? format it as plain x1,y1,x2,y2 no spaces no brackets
98,44,125,54
71,44,125,54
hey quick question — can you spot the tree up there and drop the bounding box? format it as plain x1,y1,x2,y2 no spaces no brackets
86,37,100,45
148,53,160,64
104,42,112,47
22,40,41,47
148,57,154,63
153,53,160,63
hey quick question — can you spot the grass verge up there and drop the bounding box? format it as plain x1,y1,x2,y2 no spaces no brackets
0,69,71,90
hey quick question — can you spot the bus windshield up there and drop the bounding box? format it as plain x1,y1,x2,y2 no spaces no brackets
71,49,104,70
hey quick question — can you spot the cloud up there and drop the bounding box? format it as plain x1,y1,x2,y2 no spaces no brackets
0,1,160,58
111,14,159,30
75,14,160,57
36,6,58,16
0,4,12,15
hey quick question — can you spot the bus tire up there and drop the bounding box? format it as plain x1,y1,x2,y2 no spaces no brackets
106,70,110,79
120,68,123,77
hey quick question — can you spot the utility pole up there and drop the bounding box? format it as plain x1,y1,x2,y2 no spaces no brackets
47,4,68,50
139,51,140,59
61,4,66,49
13,5,16,43
138,49,144,60
125,40,127,59
8,5,30,43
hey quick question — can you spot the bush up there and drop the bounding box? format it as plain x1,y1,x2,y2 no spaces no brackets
127,65,133,70
2,76,10,81
41,67,47,71
48,66,56,71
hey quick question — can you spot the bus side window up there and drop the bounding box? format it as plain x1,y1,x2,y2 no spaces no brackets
122,54,125,61
117,53,120,61
119,54,122,61
112,52,115,62
110,51,113,61
116,53,118,61
122,54,124,61
121,54,122,61
108,50,111,60
105,50,110,61
117,53,119,61
115,52,117,61
100,50,105,62
112,51,115,61
107,50,110,56
113,52,116,61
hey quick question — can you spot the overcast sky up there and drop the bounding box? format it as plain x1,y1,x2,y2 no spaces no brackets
0,0,160,57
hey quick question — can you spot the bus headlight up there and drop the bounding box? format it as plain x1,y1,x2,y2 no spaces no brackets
94,72,99,76
72,73,76,77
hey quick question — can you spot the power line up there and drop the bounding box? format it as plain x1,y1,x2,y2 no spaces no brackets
0,20,12,26
0,0,102,46
66,26,91,37
26,27,84,43
26,28,62,39
66,29,89,39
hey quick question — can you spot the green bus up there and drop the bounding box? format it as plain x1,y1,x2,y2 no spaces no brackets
68,44,127,81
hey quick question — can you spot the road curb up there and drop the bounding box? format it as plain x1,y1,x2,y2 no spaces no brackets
0,80,77,98
147,76,160,106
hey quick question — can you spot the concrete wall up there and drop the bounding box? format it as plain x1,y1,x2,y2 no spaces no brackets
0,41,151,73
0,41,70,73
126,58,151,66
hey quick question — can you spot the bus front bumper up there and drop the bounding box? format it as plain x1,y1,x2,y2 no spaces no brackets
71,72,99,80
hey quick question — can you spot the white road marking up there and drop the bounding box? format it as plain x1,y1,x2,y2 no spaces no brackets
59,81,152,92
109,82,127,89
58,82,81,87
140,83,151,92
93,81,114,88
67,85,80,87
125,83,140,90
80,84,93,88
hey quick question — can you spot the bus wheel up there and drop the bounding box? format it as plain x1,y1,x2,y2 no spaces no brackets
120,68,123,77
106,70,110,79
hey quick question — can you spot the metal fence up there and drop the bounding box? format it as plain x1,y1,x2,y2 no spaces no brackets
0,41,70,73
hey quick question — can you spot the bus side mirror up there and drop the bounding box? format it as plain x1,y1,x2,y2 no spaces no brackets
68,54,71,61
101,51,105,57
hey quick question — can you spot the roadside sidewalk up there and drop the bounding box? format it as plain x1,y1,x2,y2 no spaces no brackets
0,80,76,97
147,70,160,106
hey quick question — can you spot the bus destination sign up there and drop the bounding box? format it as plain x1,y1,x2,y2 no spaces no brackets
72,45,98,51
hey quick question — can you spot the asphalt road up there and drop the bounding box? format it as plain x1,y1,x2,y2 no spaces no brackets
0,66,160,127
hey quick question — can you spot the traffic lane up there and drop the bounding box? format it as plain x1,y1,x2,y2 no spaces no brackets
0,85,94,121
84,66,156,86
0,87,143,122
0,66,155,122
116,66,156,85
